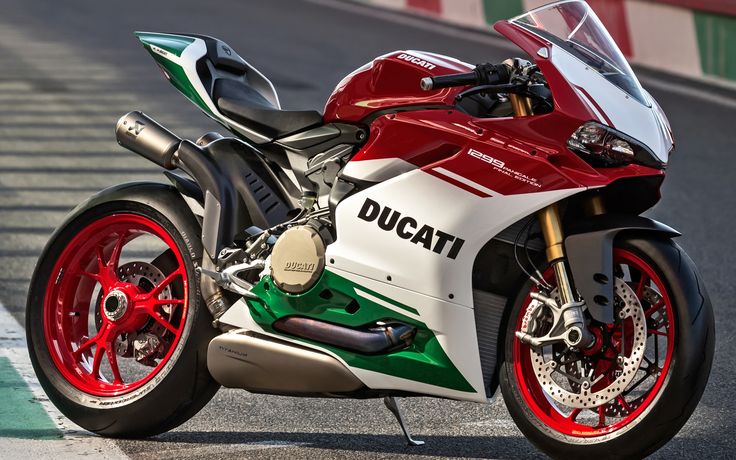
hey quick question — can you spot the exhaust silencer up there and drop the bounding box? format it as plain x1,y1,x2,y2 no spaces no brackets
208,330,364,395
116,111,181,169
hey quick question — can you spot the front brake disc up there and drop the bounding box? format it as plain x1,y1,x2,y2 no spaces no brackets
529,278,647,409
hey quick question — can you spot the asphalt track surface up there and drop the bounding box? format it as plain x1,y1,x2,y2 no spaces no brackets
0,0,733,458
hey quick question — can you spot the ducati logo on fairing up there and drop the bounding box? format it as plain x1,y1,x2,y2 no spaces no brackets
358,198,464,259
396,53,436,70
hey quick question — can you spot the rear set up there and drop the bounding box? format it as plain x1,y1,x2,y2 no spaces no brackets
27,2,713,458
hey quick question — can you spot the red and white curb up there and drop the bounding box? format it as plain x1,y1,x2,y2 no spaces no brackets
347,0,736,84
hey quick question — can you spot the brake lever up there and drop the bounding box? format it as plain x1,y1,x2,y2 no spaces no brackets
455,83,524,101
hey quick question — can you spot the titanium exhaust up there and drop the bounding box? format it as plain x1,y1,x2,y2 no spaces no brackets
207,330,364,395
115,111,181,169
115,111,235,326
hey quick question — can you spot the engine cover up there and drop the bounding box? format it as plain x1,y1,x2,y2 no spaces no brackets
271,225,326,294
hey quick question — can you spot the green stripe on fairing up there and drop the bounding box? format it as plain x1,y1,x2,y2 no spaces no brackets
246,271,475,393
355,286,419,315
141,46,213,115
694,12,736,81
0,357,61,440
483,0,524,25
135,32,194,57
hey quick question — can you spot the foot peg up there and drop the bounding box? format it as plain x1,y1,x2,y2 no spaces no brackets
383,396,424,446
197,261,263,298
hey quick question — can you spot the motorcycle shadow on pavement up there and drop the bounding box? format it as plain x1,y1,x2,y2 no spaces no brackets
147,431,545,459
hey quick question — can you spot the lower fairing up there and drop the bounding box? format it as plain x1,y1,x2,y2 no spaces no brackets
220,168,585,402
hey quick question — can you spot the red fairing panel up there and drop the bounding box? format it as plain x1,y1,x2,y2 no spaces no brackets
337,20,664,199
353,109,582,196
323,50,473,122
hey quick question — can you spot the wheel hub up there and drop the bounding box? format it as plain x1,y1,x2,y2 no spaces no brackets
103,290,129,321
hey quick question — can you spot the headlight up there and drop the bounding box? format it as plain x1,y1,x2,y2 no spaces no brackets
567,121,664,169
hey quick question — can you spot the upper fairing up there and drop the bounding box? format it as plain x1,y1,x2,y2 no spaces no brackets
548,45,673,163
323,50,474,122
493,7,673,164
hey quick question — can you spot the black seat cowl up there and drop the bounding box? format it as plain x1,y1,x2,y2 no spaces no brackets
214,79,323,140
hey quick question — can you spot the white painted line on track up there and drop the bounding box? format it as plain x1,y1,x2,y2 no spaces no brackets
131,441,311,459
0,301,128,460
307,0,736,111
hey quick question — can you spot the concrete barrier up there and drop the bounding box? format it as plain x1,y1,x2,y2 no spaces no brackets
349,0,736,84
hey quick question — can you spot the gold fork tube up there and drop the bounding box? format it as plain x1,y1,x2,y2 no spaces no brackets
537,204,574,305
583,193,606,216
537,203,565,263
509,93,533,117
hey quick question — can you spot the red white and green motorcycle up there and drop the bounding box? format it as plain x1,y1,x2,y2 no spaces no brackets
27,2,714,458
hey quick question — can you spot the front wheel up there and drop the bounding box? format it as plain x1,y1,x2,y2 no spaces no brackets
500,237,714,459
26,184,219,437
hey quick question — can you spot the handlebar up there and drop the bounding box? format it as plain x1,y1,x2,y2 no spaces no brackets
420,63,510,91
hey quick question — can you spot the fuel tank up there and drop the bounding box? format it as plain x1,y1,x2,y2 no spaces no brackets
323,50,473,123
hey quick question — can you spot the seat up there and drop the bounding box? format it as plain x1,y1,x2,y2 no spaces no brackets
214,79,323,140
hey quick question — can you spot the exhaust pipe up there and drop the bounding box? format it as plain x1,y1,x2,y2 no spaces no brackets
273,316,416,354
116,111,234,326
115,111,182,169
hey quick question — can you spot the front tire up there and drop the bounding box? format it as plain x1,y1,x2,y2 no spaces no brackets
26,184,219,438
500,237,715,459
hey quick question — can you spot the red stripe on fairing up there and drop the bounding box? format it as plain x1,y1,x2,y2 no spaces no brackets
424,169,491,198
407,0,441,15
575,85,615,127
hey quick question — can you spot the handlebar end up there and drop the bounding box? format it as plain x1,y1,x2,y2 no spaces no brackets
419,77,433,91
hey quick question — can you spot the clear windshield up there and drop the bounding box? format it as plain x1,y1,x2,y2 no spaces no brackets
512,0,648,106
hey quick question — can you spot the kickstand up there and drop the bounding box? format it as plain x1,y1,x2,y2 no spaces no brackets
383,396,425,446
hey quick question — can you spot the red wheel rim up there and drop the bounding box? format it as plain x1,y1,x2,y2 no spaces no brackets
43,213,189,397
513,248,675,437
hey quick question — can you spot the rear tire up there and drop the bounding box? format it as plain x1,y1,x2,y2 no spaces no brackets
26,184,220,438
500,237,714,459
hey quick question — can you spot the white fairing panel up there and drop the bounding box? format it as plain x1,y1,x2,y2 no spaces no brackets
550,46,673,162
322,170,582,400
328,169,582,307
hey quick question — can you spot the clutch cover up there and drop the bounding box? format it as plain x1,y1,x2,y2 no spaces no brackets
270,225,326,294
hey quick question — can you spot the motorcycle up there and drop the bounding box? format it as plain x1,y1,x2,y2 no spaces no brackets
26,1,714,458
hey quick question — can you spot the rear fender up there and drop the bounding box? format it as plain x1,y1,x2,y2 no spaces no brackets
565,214,681,323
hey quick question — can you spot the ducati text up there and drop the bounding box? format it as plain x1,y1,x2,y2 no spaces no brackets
396,53,436,70
284,261,316,273
358,198,464,259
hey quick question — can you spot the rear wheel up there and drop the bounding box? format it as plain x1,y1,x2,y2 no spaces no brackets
500,237,714,459
27,188,219,437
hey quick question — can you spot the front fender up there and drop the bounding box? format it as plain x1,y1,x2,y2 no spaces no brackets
565,214,680,323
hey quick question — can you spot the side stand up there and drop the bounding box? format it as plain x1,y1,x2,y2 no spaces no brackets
383,396,425,446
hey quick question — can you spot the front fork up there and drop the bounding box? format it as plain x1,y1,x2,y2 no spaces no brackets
517,196,604,349
509,83,601,349
537,203,595,348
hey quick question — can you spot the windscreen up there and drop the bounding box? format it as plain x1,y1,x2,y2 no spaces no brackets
512,0,649,106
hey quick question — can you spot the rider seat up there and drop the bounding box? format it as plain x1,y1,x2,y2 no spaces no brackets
214,78,323,140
